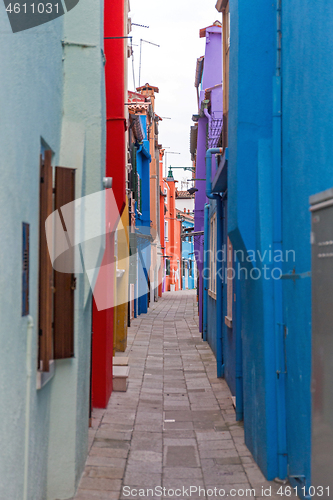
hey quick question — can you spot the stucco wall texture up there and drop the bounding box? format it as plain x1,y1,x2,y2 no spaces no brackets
228,0,333,492
0,0,105,496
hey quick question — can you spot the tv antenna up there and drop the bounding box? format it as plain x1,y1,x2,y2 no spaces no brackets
139,39,160,87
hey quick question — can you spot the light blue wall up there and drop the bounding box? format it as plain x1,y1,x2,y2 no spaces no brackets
47,0,105,496
0,12,64,500
0,0,105,497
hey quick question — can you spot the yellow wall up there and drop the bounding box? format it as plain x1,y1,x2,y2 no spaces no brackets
113,198,129,353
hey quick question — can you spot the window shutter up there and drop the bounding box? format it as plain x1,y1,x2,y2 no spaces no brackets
38,151,53,372
166,258,170,276
53,166,76,359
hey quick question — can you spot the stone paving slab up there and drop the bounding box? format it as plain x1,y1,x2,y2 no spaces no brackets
74,291,296,500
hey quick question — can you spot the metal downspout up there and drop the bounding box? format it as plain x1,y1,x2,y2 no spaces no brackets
273,0,288,480
235,273,244,421
203,203,209,341
23,316,34,500
205,147,224,377
204,108,212,137
216,196,224,378
205,148,223,201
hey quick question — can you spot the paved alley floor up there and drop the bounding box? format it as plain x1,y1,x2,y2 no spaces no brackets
74,291,295,500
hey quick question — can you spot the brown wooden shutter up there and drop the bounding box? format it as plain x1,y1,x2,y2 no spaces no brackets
38,151,54,372
53,167,76,359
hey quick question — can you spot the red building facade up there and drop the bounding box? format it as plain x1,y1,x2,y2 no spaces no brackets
92,0,128,408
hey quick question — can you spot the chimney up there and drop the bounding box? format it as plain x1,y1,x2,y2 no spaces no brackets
184,208,186,213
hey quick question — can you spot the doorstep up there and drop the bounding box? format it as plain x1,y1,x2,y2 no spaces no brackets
113,356,129,366
113,365,130,392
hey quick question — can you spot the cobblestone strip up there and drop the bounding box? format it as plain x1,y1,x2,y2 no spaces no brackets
74,291,296,500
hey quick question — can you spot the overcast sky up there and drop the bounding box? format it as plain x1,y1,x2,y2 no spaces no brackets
128,0,221,184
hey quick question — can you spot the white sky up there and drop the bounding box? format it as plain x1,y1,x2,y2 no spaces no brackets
128,0,221,184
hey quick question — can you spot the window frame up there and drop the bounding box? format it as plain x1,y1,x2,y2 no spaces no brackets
164,220,169,241
209,213,217,299
166,258,170,276
38,151,76,386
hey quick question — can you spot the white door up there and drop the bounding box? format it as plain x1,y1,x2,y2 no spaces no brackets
177,260,181,289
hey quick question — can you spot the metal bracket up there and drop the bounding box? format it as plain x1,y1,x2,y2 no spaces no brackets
280,270,311,281
276,323,287,377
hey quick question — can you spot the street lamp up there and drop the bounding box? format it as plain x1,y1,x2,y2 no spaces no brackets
164,151,180,177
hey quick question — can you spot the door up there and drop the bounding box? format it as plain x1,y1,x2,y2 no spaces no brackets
177,260,181,290
185,262,189,289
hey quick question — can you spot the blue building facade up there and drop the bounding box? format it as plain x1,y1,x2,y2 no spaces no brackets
211,0,333,494
130,114,151,316
191,21,240,401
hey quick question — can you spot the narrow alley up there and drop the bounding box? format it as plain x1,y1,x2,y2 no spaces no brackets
74,291,294,500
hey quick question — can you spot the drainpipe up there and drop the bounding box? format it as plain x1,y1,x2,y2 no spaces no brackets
203,203,209,341
204,107,212,133
273,0,288,480
205,148,222,200
216,196,224,378
235,274,244,421
206,147,224,377
23,315,34,500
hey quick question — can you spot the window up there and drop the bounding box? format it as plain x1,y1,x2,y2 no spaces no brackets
225,237,233,328
166,258,170,276
53,166,76,360
164,220,169,241
38,151,76,373
209,214,216,298
189,259,193,278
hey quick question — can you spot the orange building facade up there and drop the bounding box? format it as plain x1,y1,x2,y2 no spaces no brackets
164,168,182,292
158,148,165,297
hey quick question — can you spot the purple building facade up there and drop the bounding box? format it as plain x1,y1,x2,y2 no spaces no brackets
192,22,222,332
